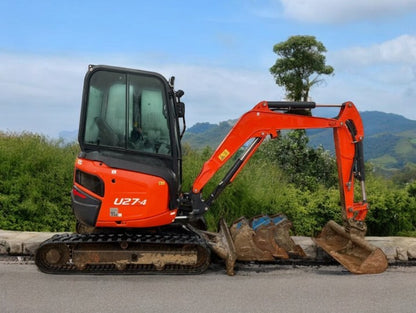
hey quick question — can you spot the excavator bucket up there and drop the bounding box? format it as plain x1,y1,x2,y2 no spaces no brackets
314,220,388,274
229,214,305,261
197,214,305,275
229,217,278,261
250,215,289,259
191,219,237,276
266,214,306,258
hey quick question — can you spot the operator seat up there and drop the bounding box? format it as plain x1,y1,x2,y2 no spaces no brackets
140,89,170,154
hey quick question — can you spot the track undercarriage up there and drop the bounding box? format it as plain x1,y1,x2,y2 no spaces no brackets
35,214,388,275
35,214,308,275
35,226,211,274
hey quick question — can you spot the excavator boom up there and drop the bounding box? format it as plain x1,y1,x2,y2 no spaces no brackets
189,100,366,223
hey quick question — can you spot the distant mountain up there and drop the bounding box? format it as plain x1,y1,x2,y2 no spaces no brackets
183,120,235,148
307,111,416,169
58,130,78,144
59,111,416,171
186,122,217,134
182,111,416,171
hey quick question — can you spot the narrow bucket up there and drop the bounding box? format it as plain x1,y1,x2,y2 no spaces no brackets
314,220,388,274
192,219,237,276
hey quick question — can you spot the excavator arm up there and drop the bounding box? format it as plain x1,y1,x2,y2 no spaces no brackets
186,100,387,275
187,100,367,229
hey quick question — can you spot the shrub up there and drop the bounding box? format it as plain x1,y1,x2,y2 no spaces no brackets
0,132,79,231
1,132,415,237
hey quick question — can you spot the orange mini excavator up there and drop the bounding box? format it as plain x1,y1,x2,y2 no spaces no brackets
35,65,387,275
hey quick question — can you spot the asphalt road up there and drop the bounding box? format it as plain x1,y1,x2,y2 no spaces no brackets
1,261,416,313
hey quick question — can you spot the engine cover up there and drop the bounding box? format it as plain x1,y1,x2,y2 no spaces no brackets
72,158,177,228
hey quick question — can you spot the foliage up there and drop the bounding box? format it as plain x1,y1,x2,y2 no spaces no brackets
392,163,416,185
182,147,342,236
183,140,416,236
365,177,416,236
257,130,337,191
1,132,416,237
270,35,334,101
0,132,79,231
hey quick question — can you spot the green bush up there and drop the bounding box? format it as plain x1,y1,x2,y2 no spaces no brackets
0,132,79,231
182,146,341,235
183,141,416,236
365,177,416,236
1,132,415,236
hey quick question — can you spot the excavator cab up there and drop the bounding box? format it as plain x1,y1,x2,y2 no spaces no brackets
72,65,185,229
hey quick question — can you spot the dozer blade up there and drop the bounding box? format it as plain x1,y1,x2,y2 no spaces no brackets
314,220,388,274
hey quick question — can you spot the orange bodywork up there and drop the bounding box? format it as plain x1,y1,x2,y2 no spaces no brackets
74,159,177,228
74,100,368,229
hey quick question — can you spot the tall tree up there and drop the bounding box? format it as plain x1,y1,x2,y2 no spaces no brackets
267,36,337,190
270,35,334,101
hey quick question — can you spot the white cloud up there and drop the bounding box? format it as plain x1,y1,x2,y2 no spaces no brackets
0,53,86,136
1,43,415,139
280,0,416,23
155,64,282,126
320,35,416,118
0,53,283,137
329,35,416,91
333,35,416,67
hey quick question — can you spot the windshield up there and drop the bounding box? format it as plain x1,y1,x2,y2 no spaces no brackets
83,70,171,156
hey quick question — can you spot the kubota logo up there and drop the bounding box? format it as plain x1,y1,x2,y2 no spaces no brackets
113,198,147,206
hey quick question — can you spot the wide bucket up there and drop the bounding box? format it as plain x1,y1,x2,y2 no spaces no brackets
314,220,388,274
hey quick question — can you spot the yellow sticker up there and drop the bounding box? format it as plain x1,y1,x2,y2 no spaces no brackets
158,181,166,186
218,149,230,161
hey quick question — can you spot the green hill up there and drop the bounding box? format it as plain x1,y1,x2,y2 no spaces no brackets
183,111,416,172
307,111,416,170
182,120,235,148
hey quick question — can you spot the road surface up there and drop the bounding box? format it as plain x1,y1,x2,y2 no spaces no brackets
1,261,416,313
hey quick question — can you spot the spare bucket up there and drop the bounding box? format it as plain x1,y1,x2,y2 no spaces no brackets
314,220,388,274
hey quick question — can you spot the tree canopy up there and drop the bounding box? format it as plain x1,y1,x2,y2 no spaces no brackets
270,35,334,101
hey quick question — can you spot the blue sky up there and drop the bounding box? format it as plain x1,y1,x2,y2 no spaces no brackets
1,0,416,137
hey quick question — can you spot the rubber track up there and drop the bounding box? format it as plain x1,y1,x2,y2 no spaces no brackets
35,228,211,275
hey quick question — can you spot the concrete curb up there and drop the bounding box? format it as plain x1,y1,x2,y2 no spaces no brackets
0,230,68,256
1,229,416,263
292,236,416,262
